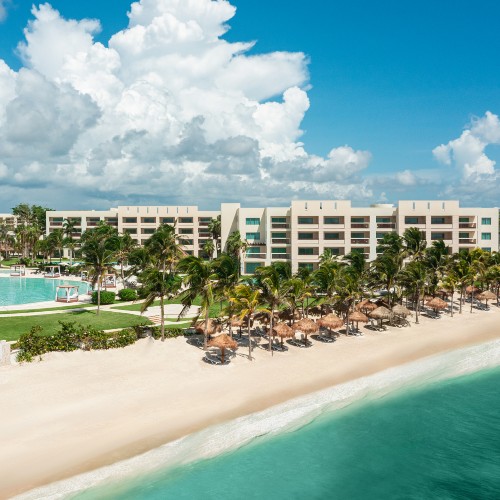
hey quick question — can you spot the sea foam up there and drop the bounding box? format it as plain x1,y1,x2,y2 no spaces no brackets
15,339,500,500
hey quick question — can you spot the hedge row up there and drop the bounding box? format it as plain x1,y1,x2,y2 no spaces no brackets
17,322,137,363
17,322,193,362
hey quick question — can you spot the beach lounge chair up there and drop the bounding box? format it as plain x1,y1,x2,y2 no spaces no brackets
272,343,289,352
316,334,334,343
203,354,229,365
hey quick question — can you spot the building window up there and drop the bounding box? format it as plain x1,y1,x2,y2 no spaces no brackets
298,247,314,255
245,262,261,275
482,217,492,225
246,218,260,225
272,232,287,238
161,218,175,225
124,228,137,234
246,232,260,240
298,232,314,240
271,217,287,223
298,217,315,224
482,233,492,240
431,233,445,240
246,247,261,256
142,217,156,224
180,238,193,245
324,217,340,224
351,232,365,239
459,232,470,238
405,216,419,225
376,232,388,239
272,248,287,254
376,217,392,223
179,217,193,224
459,217,470,223
351,217,366,223
325,247,340,255
199,217,211,222
141,228,156,234
123,217,137,224
180,228,193,234
298,263,314,271
324,232,340,240
482,247,491,252
431,217,446,224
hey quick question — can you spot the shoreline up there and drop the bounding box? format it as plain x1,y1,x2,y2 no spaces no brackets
2,306,500,498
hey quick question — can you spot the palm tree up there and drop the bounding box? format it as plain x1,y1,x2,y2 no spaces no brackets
48,229,65,262
226,230,248,277
255,264,292,352
399,261,428,324
229,284,267,360
403,227,427,261
80,235,119,315
312,260,341,316
0,223,12,260
208,216,221,257
63,219,78,265
140,268,182,341
178,256,219,350
335,266,364,333
202,239,215,261
116,232,138,281
145,224,185,273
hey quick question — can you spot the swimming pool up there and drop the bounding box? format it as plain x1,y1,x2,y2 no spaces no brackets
0,277,89,306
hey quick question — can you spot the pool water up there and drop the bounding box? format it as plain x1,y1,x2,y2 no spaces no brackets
0,276,89,306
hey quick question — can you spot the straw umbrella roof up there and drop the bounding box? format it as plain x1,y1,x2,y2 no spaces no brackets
278,309,301,321
195,319,220,335
350,311,368,323
317,313,343,330
369,306,393,320
309,305,323,316
208,333,238,350
426,297,448,310
356,300,378,312
466,285,480,294
272,322,294,338
392,304,412,317
477,290,496,301
292,318,319,334
230,316,245,328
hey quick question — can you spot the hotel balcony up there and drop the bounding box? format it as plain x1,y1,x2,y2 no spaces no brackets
376,223,396,229
271,254,291,260
271,238,290,244
459,222,476,228
459,238,477,244
271,223,290,229
245,253,267,260
351,223,370,229
351,238,370,245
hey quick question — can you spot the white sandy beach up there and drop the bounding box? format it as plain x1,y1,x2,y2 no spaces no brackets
1,306,500,498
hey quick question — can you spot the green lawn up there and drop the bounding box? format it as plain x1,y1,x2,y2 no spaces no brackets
112,296,228,318
0,304,97,315
0,310,151,342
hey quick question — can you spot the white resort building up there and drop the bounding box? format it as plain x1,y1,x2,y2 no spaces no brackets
43,200,500,274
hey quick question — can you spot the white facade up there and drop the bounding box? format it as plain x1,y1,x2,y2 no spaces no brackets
45,200,499,272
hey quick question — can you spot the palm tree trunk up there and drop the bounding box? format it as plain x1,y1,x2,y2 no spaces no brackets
470,290,474,313
204,307,209,351
415,289,419,324
450,292,454,317
269,307,274,353
247,321,252,361
97,276,102,316
160,294,165,341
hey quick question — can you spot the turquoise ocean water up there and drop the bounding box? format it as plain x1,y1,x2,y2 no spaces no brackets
20,341,500,500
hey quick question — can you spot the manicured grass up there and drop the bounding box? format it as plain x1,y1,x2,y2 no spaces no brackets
113,297,228,318
0,310,151,342
0,304,97,315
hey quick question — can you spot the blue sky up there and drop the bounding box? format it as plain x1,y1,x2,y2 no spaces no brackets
0,0,499,210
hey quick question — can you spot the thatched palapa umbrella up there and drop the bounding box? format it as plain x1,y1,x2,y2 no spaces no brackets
208,334,238,364
369,306,393,328
195,319,220,337
465,285,480,294
292,318,319,344
230,316,245,338
317,313,343,337
349,310,368,329
272,322,294,348
476,290,496,306
392,304,411,317
426,297,447,315
356,300,377,314
278,309,301,324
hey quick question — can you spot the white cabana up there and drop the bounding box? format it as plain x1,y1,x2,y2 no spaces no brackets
45,266,61,278
103,274,117,289
55,285,79,303
10,265,26,277
81,271,89,281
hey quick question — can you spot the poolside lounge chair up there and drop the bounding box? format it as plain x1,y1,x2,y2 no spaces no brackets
203,353,229,365
316,333,335,343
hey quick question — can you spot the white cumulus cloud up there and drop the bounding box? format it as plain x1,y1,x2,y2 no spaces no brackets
0,0,375,210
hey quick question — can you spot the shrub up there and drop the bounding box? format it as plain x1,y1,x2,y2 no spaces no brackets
91,290,116,305
118,288,137,301
152,327,185,339
108,328,138,348
17,326,48,362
